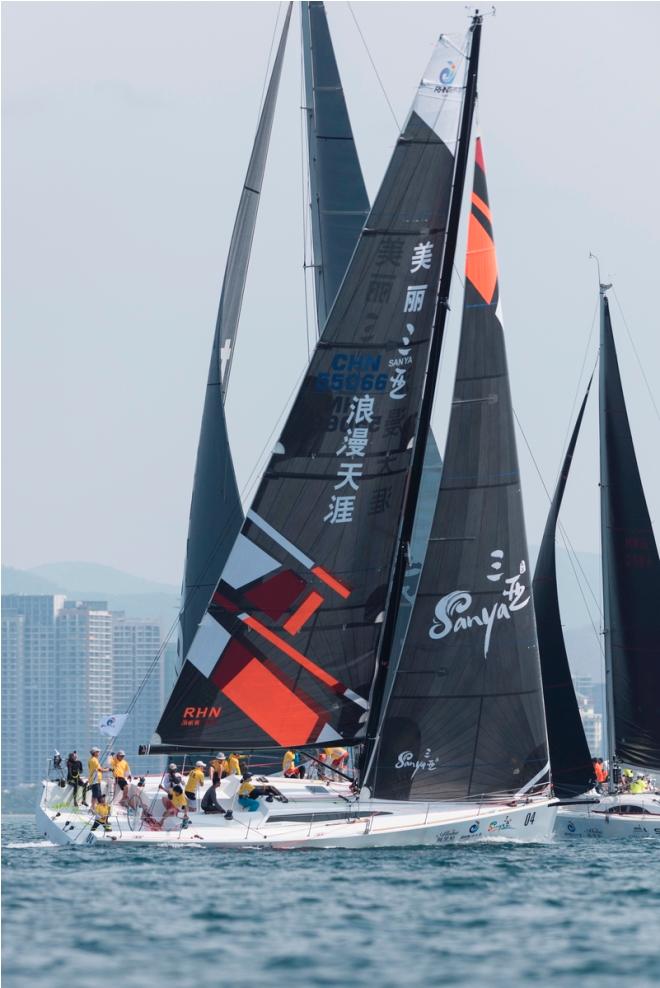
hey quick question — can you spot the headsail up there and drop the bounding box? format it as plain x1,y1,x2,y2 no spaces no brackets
370,138,550,801
177,6,293,666
154,34,473,752
600,292,660,769
533,378,595,797
301,1,370,330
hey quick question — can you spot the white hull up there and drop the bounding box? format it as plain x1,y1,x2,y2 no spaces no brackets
38,777,556,849
555,792,660,839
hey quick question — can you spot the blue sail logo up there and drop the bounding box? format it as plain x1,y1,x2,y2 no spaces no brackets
439,61,457,85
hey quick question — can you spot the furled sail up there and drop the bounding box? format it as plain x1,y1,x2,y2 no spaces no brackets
154,35,472,752
600,292,660,769
533,378,595,797
301,1,370,330
178,6,292,666
371,138,550,801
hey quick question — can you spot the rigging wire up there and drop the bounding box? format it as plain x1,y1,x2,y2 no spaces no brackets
346,2,401,132
611,287,660,427
255,2,284,123
557,300,598,469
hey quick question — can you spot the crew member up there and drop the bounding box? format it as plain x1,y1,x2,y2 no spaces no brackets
91,794,112,832
109,750,131,805
227,753,242,776
238,773,285,805
325,746,349,778
88,747,103,809
184,760,206,809
162,783,189,820
282,749,305,779
159,763,182,794
209,753,227,785
66,751,86,807
201,781,226,815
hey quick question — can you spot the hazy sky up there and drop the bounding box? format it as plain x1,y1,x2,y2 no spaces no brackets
3,1,659,591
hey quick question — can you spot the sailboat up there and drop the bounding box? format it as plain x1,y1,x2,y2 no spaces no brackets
535,282,660,839
39,10,558,848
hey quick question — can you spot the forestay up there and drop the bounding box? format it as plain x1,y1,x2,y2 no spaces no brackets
155,36,471,752
371,139,550,801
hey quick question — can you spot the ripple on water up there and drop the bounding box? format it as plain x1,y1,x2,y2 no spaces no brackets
3,818,660,988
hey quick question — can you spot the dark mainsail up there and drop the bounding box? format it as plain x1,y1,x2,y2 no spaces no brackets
177,7,292,666
370,138,550,801
301,1,370,330
533,378,595,797
154,35,473,752
600,291,660,769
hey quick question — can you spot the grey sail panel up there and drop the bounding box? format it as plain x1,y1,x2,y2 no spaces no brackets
165,8,293,736
216,3,293,396
301,1,370,329
533,378,595,797
600,295,660,769
372,138,550,801
158,36,473,752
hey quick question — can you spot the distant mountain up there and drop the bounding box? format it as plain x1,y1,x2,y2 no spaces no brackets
28,561,177,596
2,563,180,632
1,566,62,596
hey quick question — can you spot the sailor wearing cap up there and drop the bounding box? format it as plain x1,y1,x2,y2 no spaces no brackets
88,747,103,809
209,752,227,785
185,760,206,808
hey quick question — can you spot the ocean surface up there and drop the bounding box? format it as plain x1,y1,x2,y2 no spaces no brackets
3,814,660,987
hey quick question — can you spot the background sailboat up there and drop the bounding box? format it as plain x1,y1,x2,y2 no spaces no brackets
537,283,660,838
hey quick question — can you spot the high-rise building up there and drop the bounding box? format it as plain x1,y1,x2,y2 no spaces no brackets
112,615,163,772
56,601,114,759
1,594,65,784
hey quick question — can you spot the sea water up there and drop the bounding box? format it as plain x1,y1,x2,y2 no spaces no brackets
3,815,660,987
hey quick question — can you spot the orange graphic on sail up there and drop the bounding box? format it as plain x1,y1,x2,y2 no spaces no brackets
465,210,498,304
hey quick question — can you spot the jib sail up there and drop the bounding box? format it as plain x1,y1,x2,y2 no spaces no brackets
370,138,550,801
533,378,595,797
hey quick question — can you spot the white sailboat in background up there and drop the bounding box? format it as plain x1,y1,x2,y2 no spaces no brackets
39,7,559,848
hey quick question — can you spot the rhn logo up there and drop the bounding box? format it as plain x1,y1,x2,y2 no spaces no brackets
439,60,457,85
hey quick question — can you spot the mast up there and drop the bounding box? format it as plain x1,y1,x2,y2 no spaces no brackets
362,14,483,785
599,284,617,792
301,1,370,330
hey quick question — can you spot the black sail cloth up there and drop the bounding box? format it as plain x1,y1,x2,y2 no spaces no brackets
301,1,370,330
177,6,293,667
154,24,473,752
533,379,595,797
600,295,660,769
372,139,550,801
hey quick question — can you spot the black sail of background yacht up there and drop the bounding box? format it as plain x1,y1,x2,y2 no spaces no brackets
370,138,550,802
599,291,660,769
301,1,370,330
177,7,292,667
153,32,474,753
532,379,595,797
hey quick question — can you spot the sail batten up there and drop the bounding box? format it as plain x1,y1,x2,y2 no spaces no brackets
370,135,550,802
599,293,660,770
